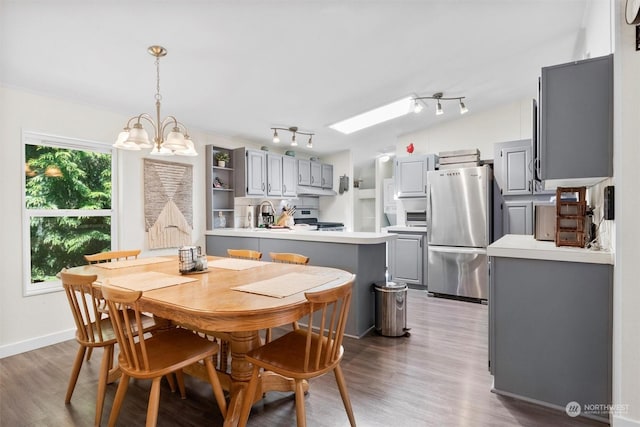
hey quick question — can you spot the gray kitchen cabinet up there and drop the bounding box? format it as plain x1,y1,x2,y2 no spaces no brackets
235,148,285,198
388,231,425,287
282,155,297,197
495,140,532,196
502,200,533,235
298,159,311,186
539,54,613,182
266,153,283,197
489,256,612,420
310,161,322,187
395,154,437,198
321,163,333,189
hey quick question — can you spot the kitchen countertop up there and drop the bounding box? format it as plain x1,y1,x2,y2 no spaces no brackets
206,228,397,245
487,234,614,265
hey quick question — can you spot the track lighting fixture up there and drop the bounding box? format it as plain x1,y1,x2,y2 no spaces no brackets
413,92,469,116
270,126,315,148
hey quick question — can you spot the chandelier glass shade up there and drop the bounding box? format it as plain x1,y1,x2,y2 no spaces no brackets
113,45,197,156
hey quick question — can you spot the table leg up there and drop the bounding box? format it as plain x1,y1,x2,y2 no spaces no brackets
224,331,259,427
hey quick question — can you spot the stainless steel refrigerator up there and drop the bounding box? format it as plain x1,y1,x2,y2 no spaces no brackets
427,165,492,299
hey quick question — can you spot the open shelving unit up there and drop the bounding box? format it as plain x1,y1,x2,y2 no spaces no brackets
206,145,235,229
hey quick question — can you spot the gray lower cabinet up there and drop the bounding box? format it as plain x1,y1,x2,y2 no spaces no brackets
388,232,425,287
206,235,386,338
502,200,533,235
489,256,612,419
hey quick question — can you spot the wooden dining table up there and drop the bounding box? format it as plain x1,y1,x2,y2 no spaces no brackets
66,255,354,427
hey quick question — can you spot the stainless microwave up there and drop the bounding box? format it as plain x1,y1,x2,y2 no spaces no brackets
405,210,427,227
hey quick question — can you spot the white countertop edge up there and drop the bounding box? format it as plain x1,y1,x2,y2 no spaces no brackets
487,235,614,265
205,229,397,244
383,226,427,233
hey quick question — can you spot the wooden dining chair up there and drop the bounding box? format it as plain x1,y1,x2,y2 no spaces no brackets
238,277,356,427
101,285,227,427
61,271,164,427
265,252,310,342
84,249,141,264
269,252,310,265
226,249,262,260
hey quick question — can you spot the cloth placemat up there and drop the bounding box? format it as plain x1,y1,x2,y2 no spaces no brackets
208,258,265,271
104,271,196,292
232,272,339,298
94,256,174,270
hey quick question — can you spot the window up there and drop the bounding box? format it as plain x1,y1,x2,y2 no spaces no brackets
22,131,117,296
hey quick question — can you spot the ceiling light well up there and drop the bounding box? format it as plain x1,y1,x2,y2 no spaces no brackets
329,96,414,135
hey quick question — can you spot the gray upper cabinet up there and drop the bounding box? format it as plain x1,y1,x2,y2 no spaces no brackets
539,54,613,181
395,154,437,198
310,161,322,187
282,155,297,197
244,149,266,196
266,153,283,197
298,159,311,186
497,142,532,196
321,163,333,189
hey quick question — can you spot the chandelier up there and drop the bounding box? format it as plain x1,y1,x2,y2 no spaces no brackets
113,45,197,156
271,126,314,148
413,92,468,116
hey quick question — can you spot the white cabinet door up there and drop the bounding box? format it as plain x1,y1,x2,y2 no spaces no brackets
395,156,427,198
389,233,424,285
321,163,333,189
282,155,297,197
503,200,533,235
310,161,322,187
298,159,311,186
266,153,283,197
246,150,266,196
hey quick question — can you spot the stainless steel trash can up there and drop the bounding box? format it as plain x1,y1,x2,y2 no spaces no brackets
374,281,409,337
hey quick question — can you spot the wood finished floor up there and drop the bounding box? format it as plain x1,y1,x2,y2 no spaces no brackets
0,290,606,426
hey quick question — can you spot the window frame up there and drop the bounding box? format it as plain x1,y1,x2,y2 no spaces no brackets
21,131,118,296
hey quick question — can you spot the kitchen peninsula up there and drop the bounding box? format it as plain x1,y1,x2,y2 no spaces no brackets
205,229,397,338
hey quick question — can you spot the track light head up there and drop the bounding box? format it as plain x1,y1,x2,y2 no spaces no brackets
413,100,424,113
436,101,443,115
459,100,468,114
272,129,280,143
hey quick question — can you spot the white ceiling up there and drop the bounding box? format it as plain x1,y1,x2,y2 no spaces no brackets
1,1,590,166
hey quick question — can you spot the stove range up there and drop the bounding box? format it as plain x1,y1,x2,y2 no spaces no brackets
294,218,345,231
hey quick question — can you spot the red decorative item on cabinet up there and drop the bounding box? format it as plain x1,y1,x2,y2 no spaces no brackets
406,143,414,154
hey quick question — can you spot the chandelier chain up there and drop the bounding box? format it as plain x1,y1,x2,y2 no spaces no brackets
155,57,162,102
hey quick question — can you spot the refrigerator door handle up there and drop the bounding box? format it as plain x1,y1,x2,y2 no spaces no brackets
427,184,432,232
428,246,487,255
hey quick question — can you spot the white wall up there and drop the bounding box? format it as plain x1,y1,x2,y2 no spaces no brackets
0,86,249,356
612,0,640,424
397,98,534,161
318,150,354,231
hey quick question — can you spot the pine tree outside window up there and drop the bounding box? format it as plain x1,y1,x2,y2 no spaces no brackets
22,131,116,296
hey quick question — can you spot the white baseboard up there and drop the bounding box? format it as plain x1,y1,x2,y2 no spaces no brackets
0,328,75,359
613,415,640,427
